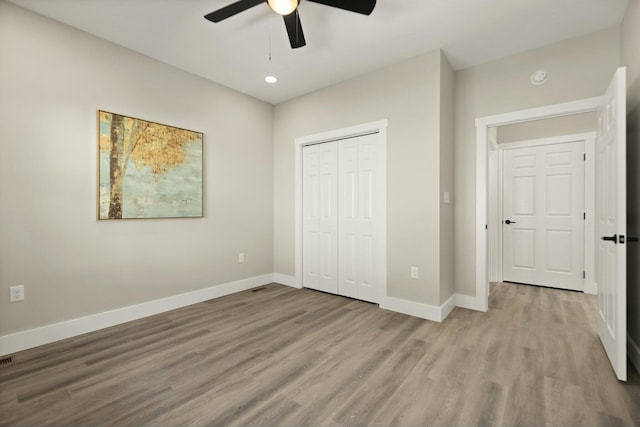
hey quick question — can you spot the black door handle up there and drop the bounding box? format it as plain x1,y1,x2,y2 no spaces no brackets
629,237,639,243
601,234,617,243
505,220,516,225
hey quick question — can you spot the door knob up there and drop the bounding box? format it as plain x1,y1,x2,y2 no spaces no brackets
601,234,617,243
505,219,516,225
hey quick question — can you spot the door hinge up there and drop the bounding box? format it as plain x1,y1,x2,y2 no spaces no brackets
583,271,586,279
584,212,586,220
584,153,586,161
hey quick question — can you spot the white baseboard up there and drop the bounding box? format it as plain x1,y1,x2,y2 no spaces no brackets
455,293,485,311
380,294,455,323
1,274,493,356
628,335,640,376
584,282,598,295
441,294,456,320
272,273,301,289
0,273,273,357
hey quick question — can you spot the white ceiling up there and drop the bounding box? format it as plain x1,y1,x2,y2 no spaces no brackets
8,0,629,104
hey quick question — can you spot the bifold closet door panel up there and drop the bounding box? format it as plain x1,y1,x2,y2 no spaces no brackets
356,134,382,303
338,138,359,299
302,142,338,294
338,134,382,303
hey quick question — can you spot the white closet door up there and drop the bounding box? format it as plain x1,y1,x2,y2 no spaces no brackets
338,133,382,303
302,142,338,294
356,134,382,302
338,138,359,299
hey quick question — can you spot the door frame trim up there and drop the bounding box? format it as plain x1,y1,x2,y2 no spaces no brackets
492,133,596,294
294,120,388,303
474,97,602,311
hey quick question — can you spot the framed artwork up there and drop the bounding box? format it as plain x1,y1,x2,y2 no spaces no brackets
97,110,203,220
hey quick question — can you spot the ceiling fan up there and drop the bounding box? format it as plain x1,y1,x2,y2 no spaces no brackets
204,0,377,49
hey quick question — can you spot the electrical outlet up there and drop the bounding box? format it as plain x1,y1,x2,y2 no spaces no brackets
10,285,24,302
410,266,419,279
238,252,245,263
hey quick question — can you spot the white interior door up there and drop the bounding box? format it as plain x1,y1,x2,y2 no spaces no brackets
502,141,585,290
596,67,627,381
338,134,383,303
302,142,338,294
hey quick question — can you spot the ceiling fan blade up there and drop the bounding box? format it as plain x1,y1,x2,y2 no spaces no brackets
204,0,265,22
283,10,306,49
306,0,376,15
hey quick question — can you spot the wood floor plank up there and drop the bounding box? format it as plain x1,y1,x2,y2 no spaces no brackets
370,370,439,426
1,282,639,427
402,348,474,427
332,338,428,426
224,394,301,427
501,346,546,426
196,350,327,427
1,388,72,427
457,380,508,427
545,376,597,427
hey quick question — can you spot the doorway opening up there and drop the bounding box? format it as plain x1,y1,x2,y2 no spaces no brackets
474,97,602,312
475,67,628,381
487,130,596,295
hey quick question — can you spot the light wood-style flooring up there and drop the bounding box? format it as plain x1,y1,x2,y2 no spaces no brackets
1,282,639,426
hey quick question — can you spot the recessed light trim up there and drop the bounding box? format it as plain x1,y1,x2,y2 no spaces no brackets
530,69,549,85
265,75,278,84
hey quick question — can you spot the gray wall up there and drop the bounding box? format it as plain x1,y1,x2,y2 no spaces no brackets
454,28,621,296
621,0,640,356
273,50,451,306
439,52,456,305
497,112,596,144
0,2,275,335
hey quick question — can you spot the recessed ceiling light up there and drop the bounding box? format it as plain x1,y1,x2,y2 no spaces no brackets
530,69,549,85
265,75,278,84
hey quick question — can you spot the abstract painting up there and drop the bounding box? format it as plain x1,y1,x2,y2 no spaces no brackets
98,111,203,219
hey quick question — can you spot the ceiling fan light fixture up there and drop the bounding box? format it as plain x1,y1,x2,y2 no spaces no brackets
205,0,376,49
267,0,299,16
